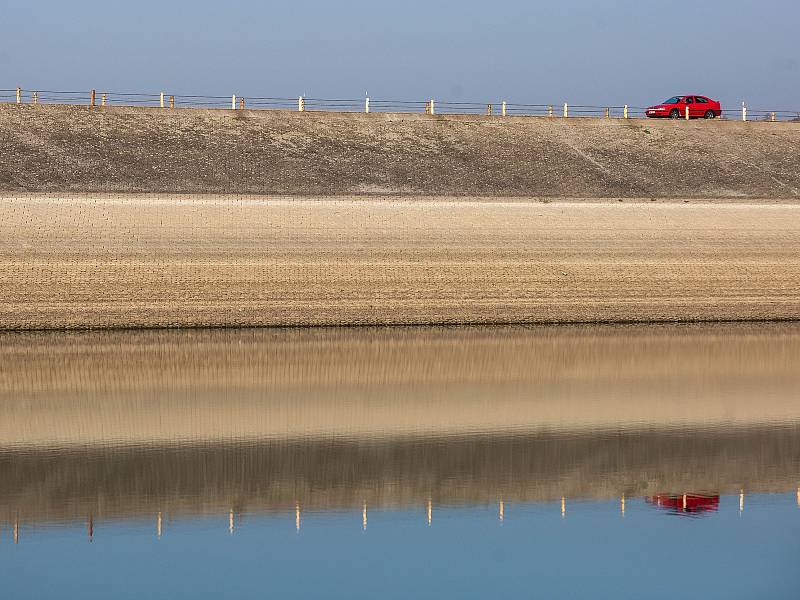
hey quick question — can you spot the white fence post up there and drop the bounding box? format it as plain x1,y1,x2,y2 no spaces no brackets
232,94,236,110
742,102,747,122
160,92,165,109
430,99,435,115
16,87,21,104
365,97,369,113
298,96,304,112
101,93,107,106
623,105,628,119
563,103,568,118
685,105,689,120
501,101,507,117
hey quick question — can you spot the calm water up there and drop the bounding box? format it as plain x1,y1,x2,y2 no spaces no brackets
1,323,799,598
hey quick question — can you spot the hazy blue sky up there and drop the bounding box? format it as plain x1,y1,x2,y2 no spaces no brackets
2,0,799,110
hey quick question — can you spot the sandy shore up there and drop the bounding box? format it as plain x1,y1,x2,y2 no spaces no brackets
1,195,799,328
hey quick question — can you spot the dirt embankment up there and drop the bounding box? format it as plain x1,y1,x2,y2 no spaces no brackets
2,104,800,329
1,103,799,198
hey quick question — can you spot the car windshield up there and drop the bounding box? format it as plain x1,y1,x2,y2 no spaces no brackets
662,96,681,104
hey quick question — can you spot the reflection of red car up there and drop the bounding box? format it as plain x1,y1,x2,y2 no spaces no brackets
647,494,720,515
646,95,722,119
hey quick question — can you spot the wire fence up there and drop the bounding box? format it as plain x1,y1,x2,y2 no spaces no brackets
2,87,799,122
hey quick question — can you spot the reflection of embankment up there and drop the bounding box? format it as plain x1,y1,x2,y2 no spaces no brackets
2,425,799,525
1,323,798,525
2,324,800,447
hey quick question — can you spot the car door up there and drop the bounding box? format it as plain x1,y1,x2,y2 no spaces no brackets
694,96,710,117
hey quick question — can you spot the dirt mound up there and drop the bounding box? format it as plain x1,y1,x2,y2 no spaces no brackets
1,104,799,197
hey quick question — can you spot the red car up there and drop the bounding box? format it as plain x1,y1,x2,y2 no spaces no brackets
646,95,722,119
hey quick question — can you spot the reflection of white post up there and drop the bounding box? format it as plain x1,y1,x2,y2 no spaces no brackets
499,500,504,522
229,509,234,535
682,494,687,511
427,498,432,526
157,512,163,538
739,489,745,514
13,518,19,544
362,502,367,531
621,495,625,517
561,496,566,518
295,502,301,532
797,487,800,507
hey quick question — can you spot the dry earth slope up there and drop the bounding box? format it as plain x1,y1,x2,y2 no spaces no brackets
1,103,800,197
1,104,799,328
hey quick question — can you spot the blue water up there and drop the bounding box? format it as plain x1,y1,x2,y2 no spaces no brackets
3,493,798,599
3,324,800,598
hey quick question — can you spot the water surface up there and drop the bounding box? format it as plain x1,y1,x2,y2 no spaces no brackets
1,323,798,597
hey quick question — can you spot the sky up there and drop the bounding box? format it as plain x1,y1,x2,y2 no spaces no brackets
1,0,799,111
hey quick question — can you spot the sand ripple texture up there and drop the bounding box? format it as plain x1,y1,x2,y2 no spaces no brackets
1,195,799,329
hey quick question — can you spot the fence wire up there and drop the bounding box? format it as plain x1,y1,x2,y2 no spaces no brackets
3,88,799,121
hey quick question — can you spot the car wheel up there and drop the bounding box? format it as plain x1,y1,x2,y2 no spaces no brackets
669,109,680,119
704,110,715,119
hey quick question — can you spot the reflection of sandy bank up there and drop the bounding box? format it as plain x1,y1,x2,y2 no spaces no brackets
2,323,799,524
1,323,799,447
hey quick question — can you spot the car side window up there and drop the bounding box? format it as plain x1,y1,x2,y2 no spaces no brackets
685,97,693,104
696,97,708,103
